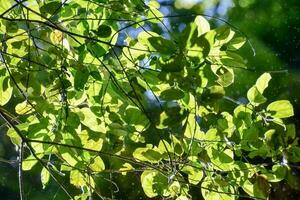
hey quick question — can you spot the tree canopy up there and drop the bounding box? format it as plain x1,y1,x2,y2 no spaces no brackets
0,0,299,199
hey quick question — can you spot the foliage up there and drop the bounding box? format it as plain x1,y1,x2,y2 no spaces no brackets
0,0,299,199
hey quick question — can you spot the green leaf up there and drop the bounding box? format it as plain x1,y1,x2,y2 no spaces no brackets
41,167,50,189
255,73,272,93
70,170,86,187
23,155,41,171
211,65,234,87
0,0,13,14
247,73,272,106
187,34,212,63
147,37,176,54
147,8,164,24
168,181,181,197
208,148,234,170
124,106,148,125
160,88,185,101
253,175,270,199
269,165,287,182
87,42,106,58
194,16,210,36
5,21,18,33
61,151,78,167
74,68,90,91
287,146,300,163
182,164,203,185
141,170,159,198
267,100,294,118
40,1,61,15
7,127,22,145
201,85,225,102
15,101,34,115
90,156,105,172
215,26,235,46
95,25,112,38
227,37,246,50
133,147,162,163
287,168,300,190
247,86,267,105
201,177,235,200
158,55,185,72
0,76,13,106
220,52,247,69
79,108,105,132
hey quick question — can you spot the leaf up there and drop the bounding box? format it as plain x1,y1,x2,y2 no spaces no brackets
158,55,185,72
147,37,176,54
182,164,203,185
172,135,183,156
74,68,90,91
133,147,162,163
227,37,246,50
194,16,210,36
87,42,106,58
187,34,212,63
267,100,294,118
50,30,63,44
147,8,164,24
160,88,185,101
0,76,13,106
247,73,272,106
168,181,181,197
79,108,105,132
201,177,235,200
61,151,78,167
124,106,148,125
208,148,234,170
40,1,62,15
41,167,50,189
7,127,22,145
5,21,18,33
247,86,267,105
95,25,112,38
253,175,270,199
255,73,272,93
242,180,255,197
119,163,134,175
201,85,225,103
287,146,300,163
220,52,247,69
23,155,43,171
0,0,13,14
215,26,235,46
15,101,34,115
176,196,189,200
70,170,86,187
90,156,105,172
141,170,159,198
148,0,160,9
268,165,287,182
84,138,103,151
211,65,234,87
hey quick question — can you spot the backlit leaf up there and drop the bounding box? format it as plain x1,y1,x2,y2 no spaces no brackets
267,100,294,118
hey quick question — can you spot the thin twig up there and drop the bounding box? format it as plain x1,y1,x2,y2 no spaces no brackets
18,141,25,200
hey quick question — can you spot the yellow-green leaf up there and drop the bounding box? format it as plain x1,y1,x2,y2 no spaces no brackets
70,170,86,187
0,76,13,106
41,167,50,189
267,100,294,118
90,156,105,172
